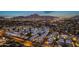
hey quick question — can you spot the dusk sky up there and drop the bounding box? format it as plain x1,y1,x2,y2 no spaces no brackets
0,11,79,17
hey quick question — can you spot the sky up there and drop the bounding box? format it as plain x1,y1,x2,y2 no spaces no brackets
0,11,79,17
